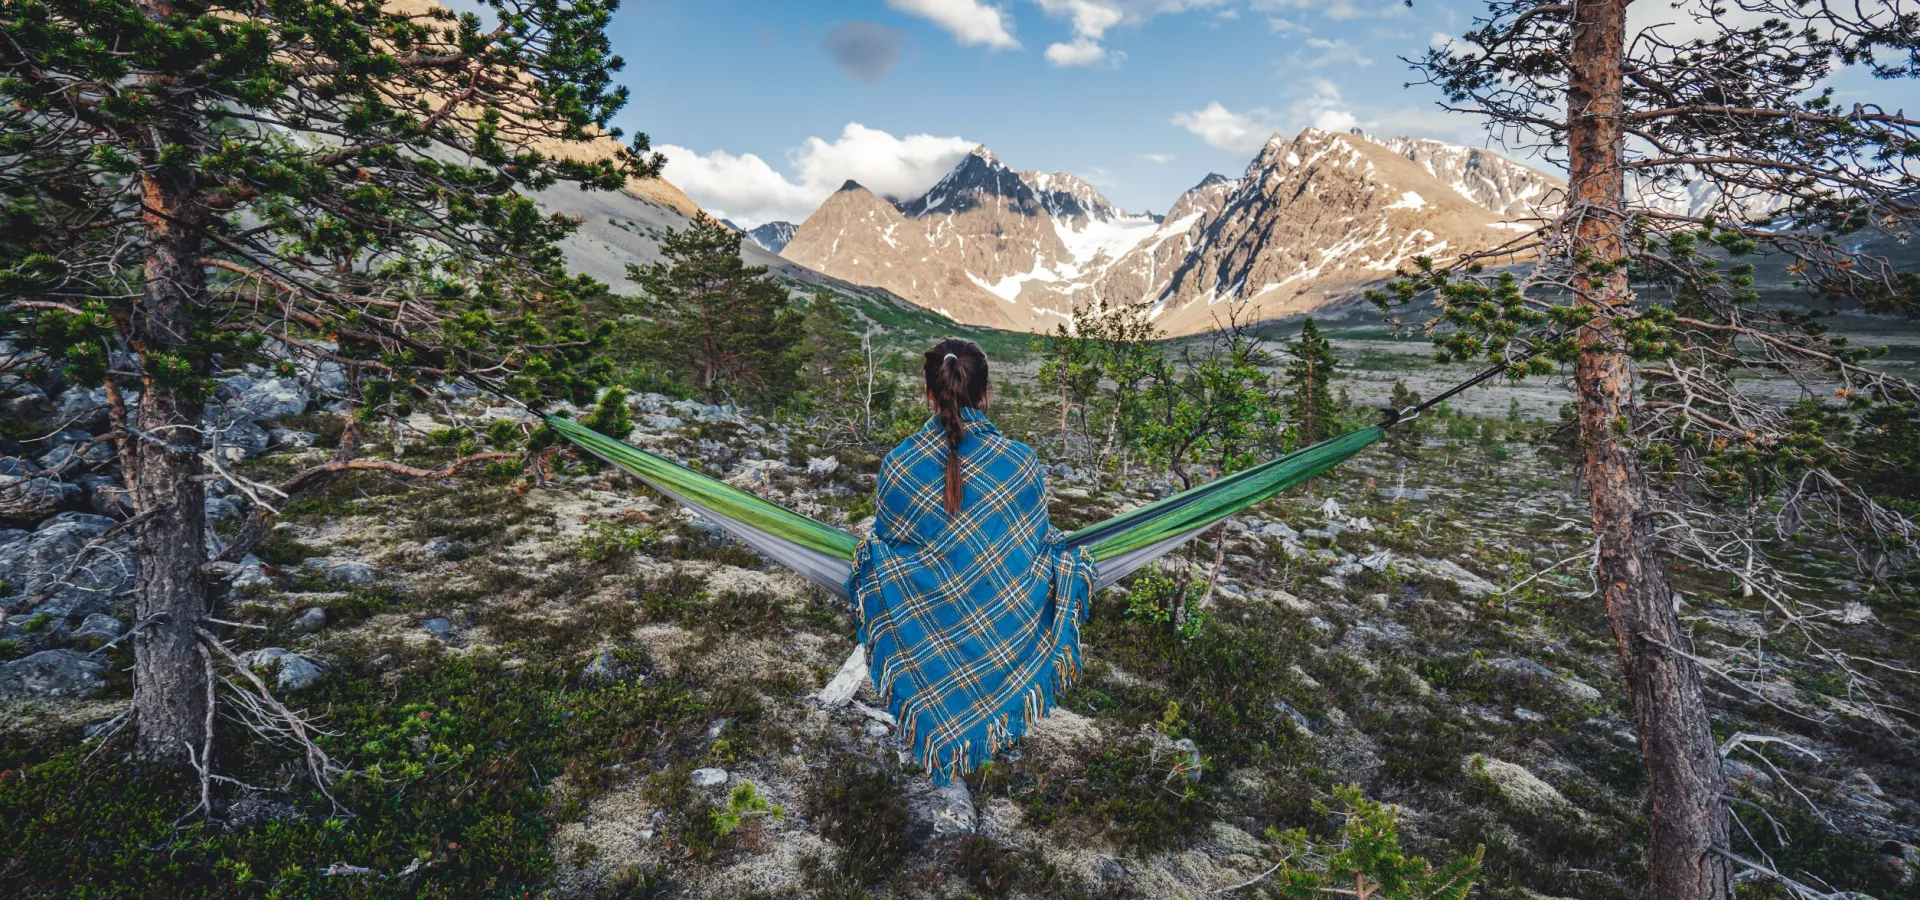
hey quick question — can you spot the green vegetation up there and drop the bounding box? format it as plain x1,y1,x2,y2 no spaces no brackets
1283,318,1342,445
1267,786,1483,900
0,647,707,898
621,217,804,408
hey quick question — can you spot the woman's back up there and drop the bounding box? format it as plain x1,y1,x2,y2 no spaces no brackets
847,340,1094,781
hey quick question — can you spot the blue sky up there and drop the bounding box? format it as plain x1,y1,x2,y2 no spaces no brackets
602,0,1916,227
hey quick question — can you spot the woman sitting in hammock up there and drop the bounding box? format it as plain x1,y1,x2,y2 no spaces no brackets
848,338,1095,781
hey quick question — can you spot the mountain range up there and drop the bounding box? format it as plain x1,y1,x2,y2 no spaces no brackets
514,112,1566,337
779,128,1564,335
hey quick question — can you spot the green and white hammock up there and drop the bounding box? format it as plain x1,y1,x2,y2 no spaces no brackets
546,416,1386,598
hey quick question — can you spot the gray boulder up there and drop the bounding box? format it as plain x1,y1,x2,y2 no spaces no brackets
269,429,317,450
4,383,51,423
1488,657,1604,704
419,617,453,639
690,767,729,788
5,513,135,620
303,558,374,586
0,649,108,699
209,417,271,462
241,647,323,692
52,387,111,432
1272,699,1315,736
907,777,976,837
229,555,270,593
75,475,132,518
204,495,240,523
69,613,123,648
0,473,81,524
234,378,310,422
289,607,328,634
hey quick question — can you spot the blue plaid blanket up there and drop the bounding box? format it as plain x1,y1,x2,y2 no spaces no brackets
847,407,1095,781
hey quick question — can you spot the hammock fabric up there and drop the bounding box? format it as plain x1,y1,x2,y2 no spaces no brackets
545,415,1384,597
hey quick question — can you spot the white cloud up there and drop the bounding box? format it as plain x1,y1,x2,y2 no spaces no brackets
1045,37,1115,65
1170,80,1361,155
660,123,977,227
1034,0,1127,67
1035,0,1125,36
1140,152,1177,164
1251,0,1393,20
1288,77,1361,132
1289,37,1372,68
886,0,1021,49
1267,16,1306,33
1171,101,1277,154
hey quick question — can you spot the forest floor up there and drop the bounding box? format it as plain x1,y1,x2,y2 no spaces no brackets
1,375,1916,899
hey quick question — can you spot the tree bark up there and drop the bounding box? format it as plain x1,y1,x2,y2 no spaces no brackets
1566,1,1732,897
127,20,213,764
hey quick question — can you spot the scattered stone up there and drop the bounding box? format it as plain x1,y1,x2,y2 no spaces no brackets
205,496,240,522
371,654,399,671
74,474,131,518
580,650,633,685
419,617,454,640
230,555,270,593
1358,550,1395,572
851,700,897,727
304,558,374,586
210,417,271,461
1835,602,1876,626
1404,556,1500,597
1488,657,1604,704
1513,707,1548,724
815,645,867,709
225,795,303,828
0,474,81,524
863,720,890,737
269,429,317,450
1464,754,1573,815
1377,484,1429,501
1272,699,1314,736
690,767,729,789
805,456,840,476
4,383,50,423
69,613,123,648
290,607,328,634
907,776,976,837
420,536,453,558
234,377,310,422
0,649,108,699
1722,758,1772,787
241,648,324,692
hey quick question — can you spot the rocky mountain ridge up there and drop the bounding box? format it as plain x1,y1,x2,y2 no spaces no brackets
782,132,1562,336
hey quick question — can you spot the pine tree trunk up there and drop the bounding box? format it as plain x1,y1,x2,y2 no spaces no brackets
1566,2,1732,896
128,52,212,764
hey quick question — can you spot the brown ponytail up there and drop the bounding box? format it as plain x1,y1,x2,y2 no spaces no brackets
923,339,989,515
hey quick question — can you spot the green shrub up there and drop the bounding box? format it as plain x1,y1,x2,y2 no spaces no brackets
1268,785,1483,899
578,521,657,563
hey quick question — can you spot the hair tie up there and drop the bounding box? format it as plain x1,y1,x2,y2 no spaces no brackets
944,353,958,362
